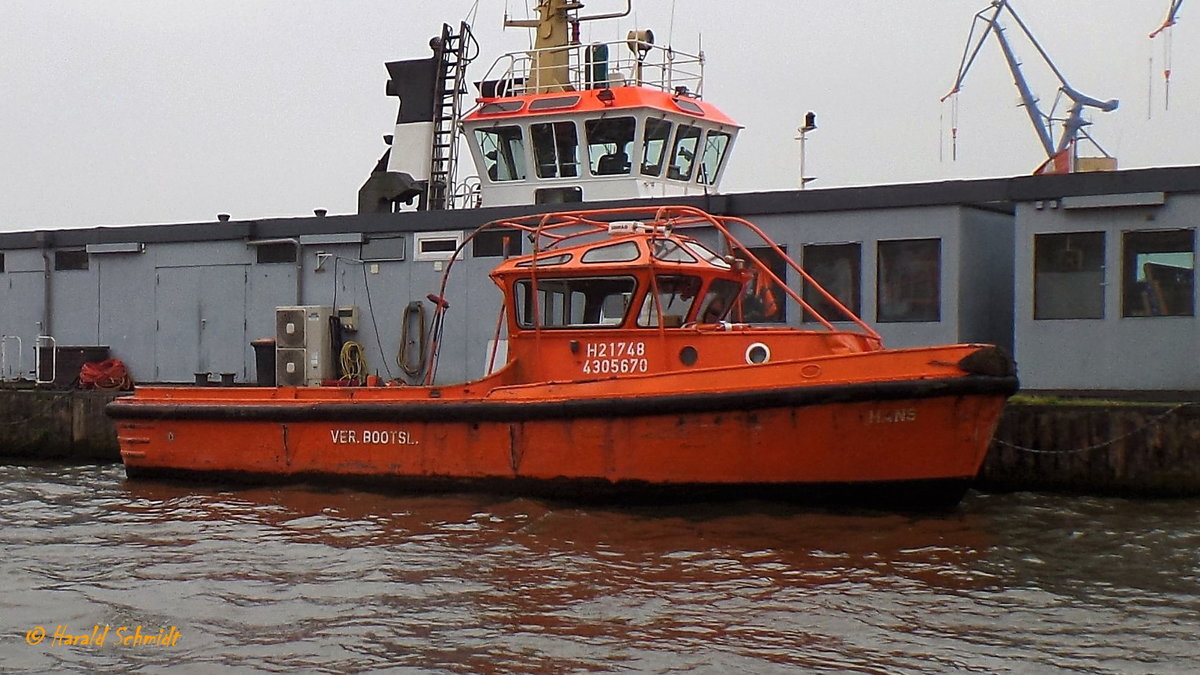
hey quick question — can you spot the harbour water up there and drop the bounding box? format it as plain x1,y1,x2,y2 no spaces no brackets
2,461,1198,673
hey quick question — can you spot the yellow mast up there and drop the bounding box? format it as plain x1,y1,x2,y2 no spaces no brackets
504,0,631,94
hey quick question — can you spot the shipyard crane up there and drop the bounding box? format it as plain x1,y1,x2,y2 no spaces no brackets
942,0,1119,174
1151,0,1183,38
1150,1,1183,110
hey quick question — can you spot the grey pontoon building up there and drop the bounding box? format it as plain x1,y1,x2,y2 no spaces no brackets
1,165,1197,395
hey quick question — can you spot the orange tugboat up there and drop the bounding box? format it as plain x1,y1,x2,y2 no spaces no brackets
109,205,1017,507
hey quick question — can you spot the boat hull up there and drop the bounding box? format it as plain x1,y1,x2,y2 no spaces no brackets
111,374,1016,507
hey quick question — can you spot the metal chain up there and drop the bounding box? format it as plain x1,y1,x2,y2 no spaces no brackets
992,403,1193,455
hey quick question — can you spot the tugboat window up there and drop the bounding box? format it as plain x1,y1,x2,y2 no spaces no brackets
683,240,730,268
1033,232,1104,320
475,126,527,182
877,239,941,322
650,238,698,263
0,252,5,273
515,276,636,328
585,117,635,175
581,241,641,264
697,279,742,323
803,243,861,323
638,275,702,328
530,121,580,178
1122,229,1194,317
640,118,674,177
667,125,703,181
696,131,731,186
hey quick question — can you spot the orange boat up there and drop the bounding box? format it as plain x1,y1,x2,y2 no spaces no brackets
109,206,1017,507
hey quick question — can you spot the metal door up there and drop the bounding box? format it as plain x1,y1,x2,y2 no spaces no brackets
154,265,248,382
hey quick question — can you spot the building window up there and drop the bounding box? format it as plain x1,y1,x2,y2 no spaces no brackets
530,121,580,178
413,231,463,262
1034,232,1105,320
0,252,5,273
475,126,527,182
585,117,635,176
1123,229,1194,317
738,246,788,323
54,250,89,271
803,243,860,322
472,229,524,258
878,239,941,322
256,243,297,264
362,235,406,261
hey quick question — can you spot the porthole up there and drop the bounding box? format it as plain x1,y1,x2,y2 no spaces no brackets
679,346,698,367
745,342,770,365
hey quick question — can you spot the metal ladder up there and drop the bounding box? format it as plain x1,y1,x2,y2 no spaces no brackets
426,22,477,211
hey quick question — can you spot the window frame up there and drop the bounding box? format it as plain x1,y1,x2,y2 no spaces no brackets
876,238,942,323
1121,228,1195,318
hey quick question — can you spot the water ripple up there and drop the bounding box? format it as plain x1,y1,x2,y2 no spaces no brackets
1,462,1198,673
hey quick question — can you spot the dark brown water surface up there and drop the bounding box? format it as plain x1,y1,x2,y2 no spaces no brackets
2,462,1198,673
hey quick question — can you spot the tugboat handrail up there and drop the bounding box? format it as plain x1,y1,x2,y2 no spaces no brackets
476,38,705,99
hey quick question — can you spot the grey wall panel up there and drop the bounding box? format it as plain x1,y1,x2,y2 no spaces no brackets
97,249,157,380
1014,194,1200,391
958,208,1014,352
48,265,99,346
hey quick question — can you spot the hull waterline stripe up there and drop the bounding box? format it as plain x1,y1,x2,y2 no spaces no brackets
108,375,1018,423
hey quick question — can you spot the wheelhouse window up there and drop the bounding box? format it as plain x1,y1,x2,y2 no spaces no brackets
667,125,702,181
585,117,635,176
697,278,742,323
737,246,788,323
515,276,636,328
581,241,641,264
475,126,527,182
650,238,698,264
637,275,702,328
803,243,861,322
641,118,673,177
1123,229,1194,317
877,239,941,322
696,131,731,186
530,121,580,179
1034,232,1104,320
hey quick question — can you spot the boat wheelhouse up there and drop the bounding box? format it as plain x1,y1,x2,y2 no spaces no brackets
460,2,741,207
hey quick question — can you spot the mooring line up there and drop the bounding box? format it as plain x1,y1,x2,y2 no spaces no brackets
993,403,1193,455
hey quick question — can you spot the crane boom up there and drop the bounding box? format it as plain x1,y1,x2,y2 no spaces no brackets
1150,0,1184,38
942,1,1119,173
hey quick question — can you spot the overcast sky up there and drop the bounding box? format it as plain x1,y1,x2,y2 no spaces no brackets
1,1,1196,232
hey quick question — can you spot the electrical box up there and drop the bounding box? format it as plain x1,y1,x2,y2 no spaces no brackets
274,306,333,386
336,306,360,332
